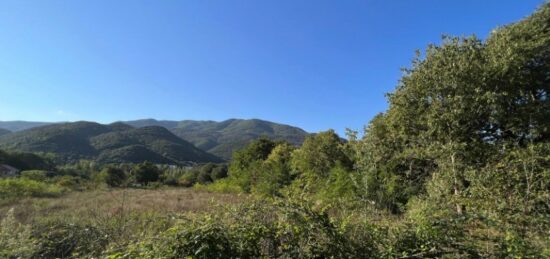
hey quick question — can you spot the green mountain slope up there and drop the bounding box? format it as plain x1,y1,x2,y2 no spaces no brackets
90,126,222,164
0,128,11,136
0,121,222,164
0,118,309,160
123,119,309,159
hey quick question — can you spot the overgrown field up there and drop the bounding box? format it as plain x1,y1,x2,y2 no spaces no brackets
0,187,466,258
0,188,242,224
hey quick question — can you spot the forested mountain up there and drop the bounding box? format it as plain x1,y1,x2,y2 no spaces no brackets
0,121,54,132
0,119,309,160
123,119,309,159
0,121,222,164
0,128,10,136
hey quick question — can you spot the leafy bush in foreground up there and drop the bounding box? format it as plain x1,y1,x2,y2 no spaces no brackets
114,200,377,259
31,220,108,258
0,208,35,258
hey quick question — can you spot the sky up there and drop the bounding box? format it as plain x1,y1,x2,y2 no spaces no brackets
0,0,545,135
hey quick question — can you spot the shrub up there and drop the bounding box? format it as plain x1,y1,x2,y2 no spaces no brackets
19,170,53,181
0,208,35,258
32,221,108,258
160,221,237,258
317,165,359,204
210,165,228,180
178,171,198,187
0,178,62,200
160,168,186,186
133,162,160,185
122,200,377,258
196,170,213,184
55,175,83,191
100,167,127,187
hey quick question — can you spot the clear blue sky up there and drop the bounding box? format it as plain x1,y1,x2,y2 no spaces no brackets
0,0,544,134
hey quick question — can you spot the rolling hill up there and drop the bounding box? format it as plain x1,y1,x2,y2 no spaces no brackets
0,121,222,164
0,118,309,160
0,128,10,136
123,119,309,159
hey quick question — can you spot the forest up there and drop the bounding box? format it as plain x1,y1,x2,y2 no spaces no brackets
0,3,549,258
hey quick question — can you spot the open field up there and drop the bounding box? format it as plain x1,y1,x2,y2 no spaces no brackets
0,188,243,225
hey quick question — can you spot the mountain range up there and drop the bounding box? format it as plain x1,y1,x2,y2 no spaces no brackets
121,119,308,159
0,121,223,164
0,118,309,162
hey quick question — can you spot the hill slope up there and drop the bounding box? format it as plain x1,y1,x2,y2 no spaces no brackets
0,128,11,136
123,119,309,159
0,121,222,164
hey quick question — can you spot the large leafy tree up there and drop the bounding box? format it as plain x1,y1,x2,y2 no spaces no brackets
290,130,353,194
133,161,160,185
228,137,277,192
358,3,550,215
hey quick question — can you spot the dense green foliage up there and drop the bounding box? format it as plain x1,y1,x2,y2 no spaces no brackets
0,122,222,164
133,162,161,185
99,166,127,187
0,178,62,200
200,4,550,257
0,149,54,171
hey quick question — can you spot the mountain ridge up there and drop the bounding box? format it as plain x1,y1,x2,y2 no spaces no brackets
0,118,309,160
122,118,309,159
0,121,222,164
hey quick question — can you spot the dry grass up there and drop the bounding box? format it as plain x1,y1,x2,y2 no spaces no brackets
0,188,244,224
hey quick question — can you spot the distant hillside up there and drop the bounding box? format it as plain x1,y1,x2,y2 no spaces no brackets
0,118,309,160
0,128,10,136
123,119,309,159
0,121,222,164
0,121,54,132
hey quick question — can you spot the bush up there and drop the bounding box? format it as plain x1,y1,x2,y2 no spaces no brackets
117,200,377,258
160,221,237,258
317,165,359,204
99,167,127,187
178,171,198,187
20,170,52,181
133,162,160,185
0,208,35,258
160,167,187,186
197,170,213,184
210,165,228,180
55,175,83,191
32,221,108,258
0,178,62,200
